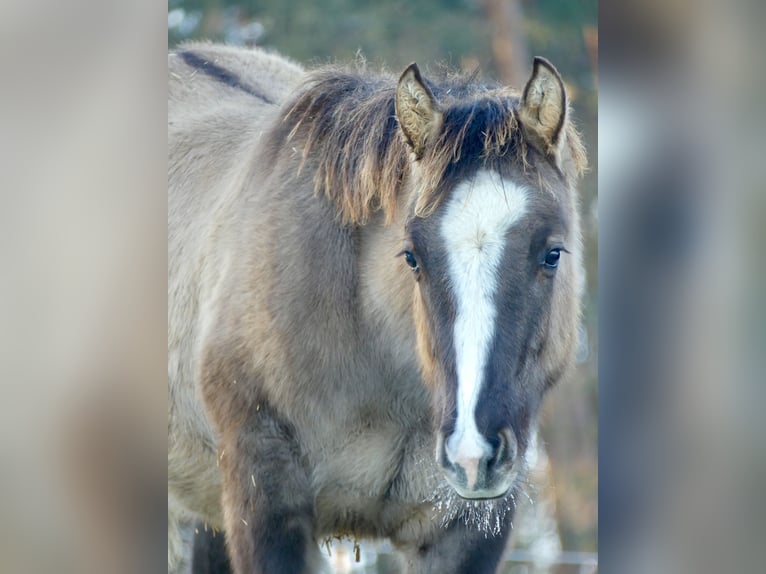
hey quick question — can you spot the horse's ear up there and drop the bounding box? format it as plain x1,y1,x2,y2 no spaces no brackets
395,63,442,160
519,57,568,153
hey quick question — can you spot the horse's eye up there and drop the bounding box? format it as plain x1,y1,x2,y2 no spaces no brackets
404,250,419,271
543,248,561,268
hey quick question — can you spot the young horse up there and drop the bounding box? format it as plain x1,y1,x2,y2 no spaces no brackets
168,43,586,574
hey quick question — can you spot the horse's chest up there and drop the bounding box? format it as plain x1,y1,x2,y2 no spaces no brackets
291,363,433,535
309,420,426,537
311,423,405,497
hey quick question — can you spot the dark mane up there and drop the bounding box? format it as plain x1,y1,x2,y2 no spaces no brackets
264,66,585,225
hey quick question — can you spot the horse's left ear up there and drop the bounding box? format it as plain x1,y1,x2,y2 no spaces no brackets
519,57,568,154
395,63,442,160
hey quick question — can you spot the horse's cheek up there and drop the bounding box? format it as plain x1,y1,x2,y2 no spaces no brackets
413,284,439,390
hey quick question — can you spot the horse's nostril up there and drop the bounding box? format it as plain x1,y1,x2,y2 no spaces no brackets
486,435,503,469
487,435,503,469
439,435,454,470
490,429,517,469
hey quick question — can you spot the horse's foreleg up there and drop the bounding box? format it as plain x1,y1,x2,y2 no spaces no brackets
191,520,232,574
399,517,512,574
218,408,323,574
168,498,194,574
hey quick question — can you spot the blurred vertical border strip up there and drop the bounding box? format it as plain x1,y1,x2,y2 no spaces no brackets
0,0,168,573
599,0,766,573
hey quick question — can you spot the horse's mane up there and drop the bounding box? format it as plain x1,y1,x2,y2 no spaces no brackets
264,65,586,225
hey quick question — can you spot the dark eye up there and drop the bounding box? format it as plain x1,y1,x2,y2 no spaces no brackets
403,250,419,271
543,248,561,269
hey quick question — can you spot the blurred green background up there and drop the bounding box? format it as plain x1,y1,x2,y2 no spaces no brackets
169,1,597,570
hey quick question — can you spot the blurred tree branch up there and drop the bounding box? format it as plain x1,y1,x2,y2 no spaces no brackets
482,0,528,87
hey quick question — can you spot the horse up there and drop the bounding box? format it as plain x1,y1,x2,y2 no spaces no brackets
168,42,586,574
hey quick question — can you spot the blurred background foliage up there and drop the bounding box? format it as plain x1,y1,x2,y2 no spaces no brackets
169,0,597,569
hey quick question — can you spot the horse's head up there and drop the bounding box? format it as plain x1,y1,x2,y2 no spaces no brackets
394,59,584,499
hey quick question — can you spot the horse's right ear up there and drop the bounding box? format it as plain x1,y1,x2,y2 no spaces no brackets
395,63,442,160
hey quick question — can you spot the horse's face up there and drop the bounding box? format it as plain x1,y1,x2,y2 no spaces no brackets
395,59,582,499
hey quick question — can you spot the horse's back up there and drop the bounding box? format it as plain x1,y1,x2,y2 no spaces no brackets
169,42,303,112
167,44,304,572
168,42,304,223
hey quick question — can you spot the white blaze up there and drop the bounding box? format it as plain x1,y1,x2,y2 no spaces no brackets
440,170,528,487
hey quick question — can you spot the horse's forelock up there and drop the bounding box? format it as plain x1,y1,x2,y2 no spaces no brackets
413,92,528,218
